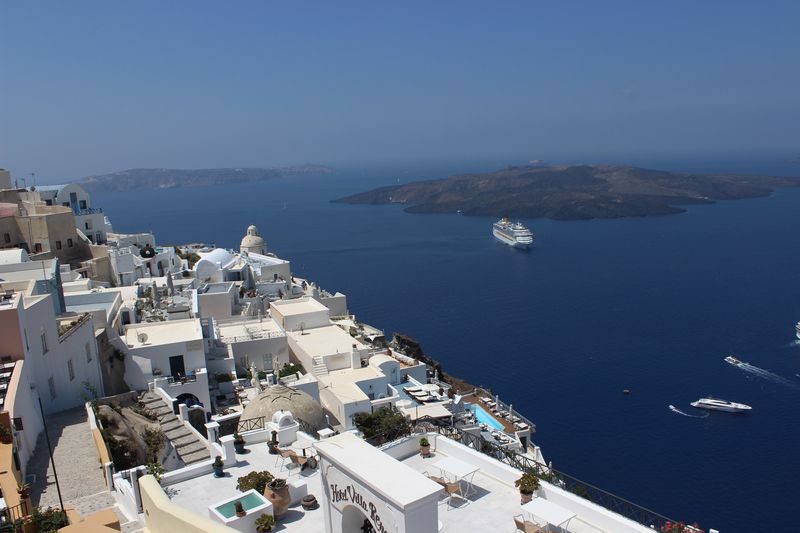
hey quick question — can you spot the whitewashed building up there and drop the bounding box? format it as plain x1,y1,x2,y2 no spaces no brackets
36,183,112,244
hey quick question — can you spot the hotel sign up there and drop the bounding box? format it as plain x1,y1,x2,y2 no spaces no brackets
326,465,396,533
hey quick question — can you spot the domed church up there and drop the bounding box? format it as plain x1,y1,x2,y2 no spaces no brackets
240,224,266,255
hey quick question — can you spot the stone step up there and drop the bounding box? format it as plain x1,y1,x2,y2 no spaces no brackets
181,449,210,465
177,443,207,459
172,434,201,448
164,427,192,441
160,418,183,432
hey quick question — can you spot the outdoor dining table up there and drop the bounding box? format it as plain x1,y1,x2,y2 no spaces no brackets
433,457,479,498
520,498,576,532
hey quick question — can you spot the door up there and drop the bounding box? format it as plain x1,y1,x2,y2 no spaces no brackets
69,192,78,213
169,355,186,378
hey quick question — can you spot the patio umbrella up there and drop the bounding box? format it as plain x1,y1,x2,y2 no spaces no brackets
509,404,513,419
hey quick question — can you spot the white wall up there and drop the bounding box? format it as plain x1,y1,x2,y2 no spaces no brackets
226,335,289,373
6,360,44,479
16,295,104,414
124,336,206,391
196,286,234,320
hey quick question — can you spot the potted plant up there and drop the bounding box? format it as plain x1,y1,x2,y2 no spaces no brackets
233,432,246,454
264,478,290,518
255,513,275,532
234,501,246,518
514,472,540,504
212,456,224,478
419,437,431,457
0,424,12,444
17,482,30,500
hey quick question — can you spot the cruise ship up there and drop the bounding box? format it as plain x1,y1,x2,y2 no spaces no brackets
493,217,534,248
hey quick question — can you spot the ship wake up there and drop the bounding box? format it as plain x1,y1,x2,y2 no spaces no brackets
668,405,709,418
735,362,798,388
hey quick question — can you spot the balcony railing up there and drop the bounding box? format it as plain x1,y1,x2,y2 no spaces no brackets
57,313,91,342
410,416,684,531
74,207,103,215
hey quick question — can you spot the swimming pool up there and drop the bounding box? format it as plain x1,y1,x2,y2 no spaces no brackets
213,491,266,519
466,403,504,430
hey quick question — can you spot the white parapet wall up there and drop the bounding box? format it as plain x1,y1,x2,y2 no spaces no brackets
382,433,661,533
139,474,238,533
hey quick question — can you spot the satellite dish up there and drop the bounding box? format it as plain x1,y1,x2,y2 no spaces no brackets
137,332,149,344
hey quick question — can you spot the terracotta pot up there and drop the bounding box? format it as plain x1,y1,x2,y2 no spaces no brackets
420,444,431,457
520,491,533,504
264,482,291,518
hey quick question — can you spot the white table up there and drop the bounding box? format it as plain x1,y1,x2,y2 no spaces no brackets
433,457,479,498
521,498,576,531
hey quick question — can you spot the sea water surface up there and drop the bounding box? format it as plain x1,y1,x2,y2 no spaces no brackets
97,159,800,532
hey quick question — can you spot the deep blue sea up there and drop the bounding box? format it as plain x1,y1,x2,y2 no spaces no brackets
97,158,800,533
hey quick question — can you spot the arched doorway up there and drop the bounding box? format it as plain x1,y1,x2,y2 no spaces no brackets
341,505,374,533
176,393,201,407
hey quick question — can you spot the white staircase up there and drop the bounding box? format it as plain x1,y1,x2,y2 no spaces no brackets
311,356,328,377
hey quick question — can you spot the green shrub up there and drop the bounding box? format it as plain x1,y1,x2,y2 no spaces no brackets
236,470,274,494
143,428,165,463
279,363,304,378
31,506,68,532
353,407,410,443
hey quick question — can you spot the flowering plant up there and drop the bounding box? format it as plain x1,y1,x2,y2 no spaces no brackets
660,522,704,533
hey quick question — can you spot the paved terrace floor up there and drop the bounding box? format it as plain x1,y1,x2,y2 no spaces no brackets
167,438,325,532
27,407,144,531
166,435,609,533
401,449,607,533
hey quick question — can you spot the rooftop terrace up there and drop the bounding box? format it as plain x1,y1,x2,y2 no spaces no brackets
158,429,664,533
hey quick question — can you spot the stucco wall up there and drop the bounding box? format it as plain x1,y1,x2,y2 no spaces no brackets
139,475,238,533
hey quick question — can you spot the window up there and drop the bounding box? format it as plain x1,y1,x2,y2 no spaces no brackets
67,359,75,381
85,342,92,363
62,202,69,207
85,221,91,230
44,199,52,206
56,240,62,250
34,243,42,253
3,233,9,244
79,200,87,209
48,376,56,399
67,238,73,247
40,329,48,354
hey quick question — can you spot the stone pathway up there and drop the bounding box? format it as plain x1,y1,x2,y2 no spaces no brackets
26,406,144,530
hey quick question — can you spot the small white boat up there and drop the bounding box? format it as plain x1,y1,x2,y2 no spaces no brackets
724,355,743,366
796,321,800,340
690,397,752,413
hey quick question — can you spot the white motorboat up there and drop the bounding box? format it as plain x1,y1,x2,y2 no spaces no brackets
796,321,800,340
690,397,752,413
724,355,743,366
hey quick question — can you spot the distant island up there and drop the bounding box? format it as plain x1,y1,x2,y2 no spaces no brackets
333,164,800,220
77,165,334,193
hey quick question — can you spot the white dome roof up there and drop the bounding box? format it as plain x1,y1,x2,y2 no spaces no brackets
195,248,234,268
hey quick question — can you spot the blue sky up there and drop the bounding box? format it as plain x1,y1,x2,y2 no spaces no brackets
1,1,798,181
